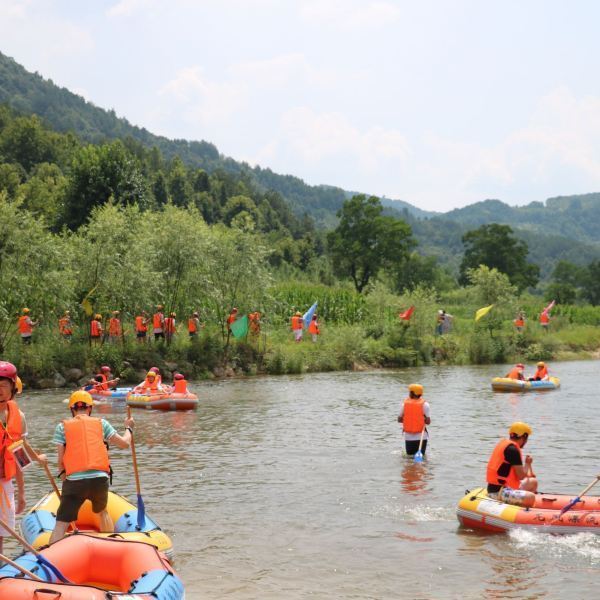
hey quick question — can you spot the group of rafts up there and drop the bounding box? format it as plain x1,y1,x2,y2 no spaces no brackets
91,367,199,411
0,492,183,598
456,361,600,535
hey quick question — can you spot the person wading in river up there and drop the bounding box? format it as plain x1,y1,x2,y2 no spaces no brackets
397,384,431,456
486,422,537,499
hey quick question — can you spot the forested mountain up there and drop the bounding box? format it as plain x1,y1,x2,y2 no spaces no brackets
1,49,600,281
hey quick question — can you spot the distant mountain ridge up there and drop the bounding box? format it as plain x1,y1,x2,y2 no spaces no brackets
1,50,600,276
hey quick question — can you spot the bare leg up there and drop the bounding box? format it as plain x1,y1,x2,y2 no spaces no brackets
49,521,70,544
98,510,114,533
520,477,538,493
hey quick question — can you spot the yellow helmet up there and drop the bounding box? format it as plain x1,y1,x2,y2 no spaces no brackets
408,383,423,396
22,308,30,314
69,390,94,408
509,422,532,437
94,314,102,320
537,361,545,367
146,371,156,379
15,376,23,394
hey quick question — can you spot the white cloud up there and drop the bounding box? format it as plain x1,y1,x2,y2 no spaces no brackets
256,106,410,175
300,0,401,30
106,0,153,18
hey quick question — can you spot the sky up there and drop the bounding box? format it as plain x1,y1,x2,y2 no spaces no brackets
1,0,600,212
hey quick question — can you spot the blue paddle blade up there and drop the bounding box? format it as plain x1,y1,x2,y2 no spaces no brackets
136,493,146,530
559,496,581,517
413,451,423,463
38,554,70,583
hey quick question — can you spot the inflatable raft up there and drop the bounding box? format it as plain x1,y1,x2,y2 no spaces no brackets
21,490,173,557
127,391,199,411
491,376,560,392
0,534,184,599
88,387,133,402
457,487,600,533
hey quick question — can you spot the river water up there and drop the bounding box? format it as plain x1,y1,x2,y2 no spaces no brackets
10,360,600,599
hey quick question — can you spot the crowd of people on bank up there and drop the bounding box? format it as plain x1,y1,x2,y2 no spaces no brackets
16,306,324,345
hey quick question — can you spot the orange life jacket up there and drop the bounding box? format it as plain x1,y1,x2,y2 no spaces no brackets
540,312,550,324
514,319,524,328
506,368,524,380
534,366,548,379
0,401,22,480
135,316,147,333
62,415,110,476
227,313,236,327
173,379,188,394
18,316,32,335
108,318,121,336
291,316,303,331
95,373,108,391
486,439,522,489
308,320,319,335
249,313,260,334
153,313,164,329
188,318,198,333
140,378,159,392
164,317,175,333
90,320,102,337
58,317,72,335
402,397,425,434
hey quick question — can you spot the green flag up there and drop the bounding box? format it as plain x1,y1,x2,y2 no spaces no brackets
230,315,249,339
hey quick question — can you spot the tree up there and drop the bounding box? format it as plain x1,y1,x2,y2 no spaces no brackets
459,224,539,291
545,260,584,305
581,260,600,305
61,141,148,229
167,157,191,207
327,195,415,293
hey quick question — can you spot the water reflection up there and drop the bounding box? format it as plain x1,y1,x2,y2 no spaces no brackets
399,459,431,495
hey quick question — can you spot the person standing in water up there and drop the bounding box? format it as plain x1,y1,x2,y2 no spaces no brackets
397,383,431,456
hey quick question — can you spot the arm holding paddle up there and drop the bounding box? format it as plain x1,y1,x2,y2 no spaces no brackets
108,415,134,449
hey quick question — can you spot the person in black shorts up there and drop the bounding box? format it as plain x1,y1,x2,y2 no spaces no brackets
49,390,134,544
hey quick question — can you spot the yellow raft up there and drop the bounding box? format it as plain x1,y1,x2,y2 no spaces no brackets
20,490,173,557
491,376,560,392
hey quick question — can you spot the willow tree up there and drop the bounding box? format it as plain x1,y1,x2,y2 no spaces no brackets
0,194,73,352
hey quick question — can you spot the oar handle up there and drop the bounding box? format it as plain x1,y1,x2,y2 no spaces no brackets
0,552,44,581
127,407,142,496
577,475,600,498
417,427,426,453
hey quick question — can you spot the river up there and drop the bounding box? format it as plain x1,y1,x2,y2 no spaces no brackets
9,360,600,599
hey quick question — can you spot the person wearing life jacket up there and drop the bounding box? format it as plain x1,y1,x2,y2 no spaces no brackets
49,390,134,544
134,371,162,394
58,310,73,340
90,314,103,345
164,312,176,343
539,310,550,331
227,308,238,332
529,361,549,381
308,314,320,343
107,311,122,344
397,383,431,456
513,311,525,333
291,311,304,342
248,312,261,337
486,422,537,498
135,310,149,344
188,312,201,338
172,373,189,394
18,308,37,344
149,366,162,385
153,305,165,341
0,361,31,554
506,363,525,380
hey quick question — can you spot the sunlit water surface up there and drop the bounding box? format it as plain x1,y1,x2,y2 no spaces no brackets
11,360,600,598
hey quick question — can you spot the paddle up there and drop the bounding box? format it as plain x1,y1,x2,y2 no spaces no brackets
127,407,146,530
0,515,70,583
558,475,600,517
414,428,426,463
0,551,44,581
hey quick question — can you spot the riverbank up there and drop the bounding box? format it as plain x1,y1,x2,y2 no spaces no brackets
5,316,600,389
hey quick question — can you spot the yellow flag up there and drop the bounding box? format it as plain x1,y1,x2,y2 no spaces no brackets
475,304,494,321
80,285,98,317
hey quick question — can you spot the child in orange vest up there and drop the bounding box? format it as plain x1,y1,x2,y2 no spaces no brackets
172,373,189,394
308,314,320,342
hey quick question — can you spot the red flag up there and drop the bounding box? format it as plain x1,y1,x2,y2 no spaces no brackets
398,306,414,321
542,300,555,316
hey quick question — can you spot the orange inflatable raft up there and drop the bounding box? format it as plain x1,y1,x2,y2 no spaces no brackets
457,487,600,533
127,390,198,411
0,534,184,599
